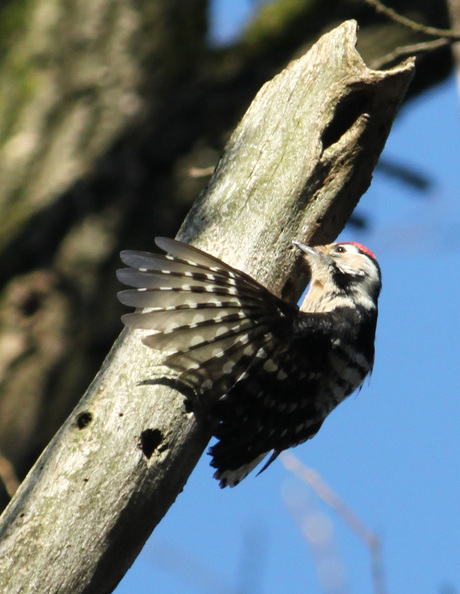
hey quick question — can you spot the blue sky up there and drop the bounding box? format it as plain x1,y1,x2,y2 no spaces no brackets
116,4,460,593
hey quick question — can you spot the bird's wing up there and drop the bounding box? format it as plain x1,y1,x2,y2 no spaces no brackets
117,237,297,402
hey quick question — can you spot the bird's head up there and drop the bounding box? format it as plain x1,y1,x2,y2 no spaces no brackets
293,240,382,312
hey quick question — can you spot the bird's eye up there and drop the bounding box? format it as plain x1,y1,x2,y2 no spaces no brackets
335,245,346,253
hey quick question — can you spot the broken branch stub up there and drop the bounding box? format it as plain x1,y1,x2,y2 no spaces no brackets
179,19,414,297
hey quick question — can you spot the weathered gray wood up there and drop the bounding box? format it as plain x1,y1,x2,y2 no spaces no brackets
0,21,413,594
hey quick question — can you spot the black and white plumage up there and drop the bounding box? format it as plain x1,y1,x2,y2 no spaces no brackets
117,237,381,487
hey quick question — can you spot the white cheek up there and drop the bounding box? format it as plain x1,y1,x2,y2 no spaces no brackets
338,264,364,277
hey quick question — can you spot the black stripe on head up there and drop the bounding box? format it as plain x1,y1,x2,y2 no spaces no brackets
331,264,359,292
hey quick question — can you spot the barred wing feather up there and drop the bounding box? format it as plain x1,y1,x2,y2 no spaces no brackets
117,238,296,400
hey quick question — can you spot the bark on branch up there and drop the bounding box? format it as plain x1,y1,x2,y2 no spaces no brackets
0,21,413,594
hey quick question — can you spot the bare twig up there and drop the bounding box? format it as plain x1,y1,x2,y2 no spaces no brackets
364,0,460,69
364,0,460,40
371,37,451,70
446,0,460,95
283,486,349,593
281,452,386,594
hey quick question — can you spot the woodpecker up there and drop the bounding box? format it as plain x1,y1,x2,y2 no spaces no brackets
117,237,381,487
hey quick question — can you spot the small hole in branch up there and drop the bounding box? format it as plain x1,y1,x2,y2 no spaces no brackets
139,428,164,459
76,411,93,429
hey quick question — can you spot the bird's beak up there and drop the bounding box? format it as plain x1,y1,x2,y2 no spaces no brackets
292,240,320,259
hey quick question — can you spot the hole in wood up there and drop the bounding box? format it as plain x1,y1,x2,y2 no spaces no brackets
139,428,164,459
184,399,194,413
322,90,371,150
76,411,93,429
